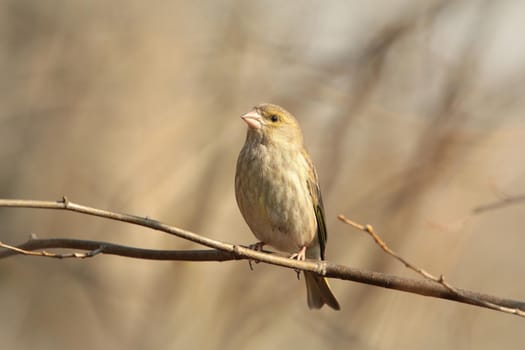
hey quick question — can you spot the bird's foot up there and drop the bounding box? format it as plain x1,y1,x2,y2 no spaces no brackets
247,242,265,270
289,246,307,280
289,246,306,261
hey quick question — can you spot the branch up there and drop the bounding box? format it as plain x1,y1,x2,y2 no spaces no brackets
473,193,525,214
1,198,524,317
0,236,237,261
0,198,322,271
337,215,525,317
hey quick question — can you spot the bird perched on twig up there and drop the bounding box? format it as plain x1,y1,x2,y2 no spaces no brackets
235,103,340,310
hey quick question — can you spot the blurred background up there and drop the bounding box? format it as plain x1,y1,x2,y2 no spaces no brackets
1,0,524,349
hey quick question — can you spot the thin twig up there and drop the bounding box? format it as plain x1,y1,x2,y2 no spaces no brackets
337,214,525,317
0,240,102,258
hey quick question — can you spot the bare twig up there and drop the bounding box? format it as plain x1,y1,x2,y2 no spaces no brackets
0,240,104,258
0,198,524,317
337,214,525,317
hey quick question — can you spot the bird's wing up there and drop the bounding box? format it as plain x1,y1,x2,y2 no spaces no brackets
304,151,327,260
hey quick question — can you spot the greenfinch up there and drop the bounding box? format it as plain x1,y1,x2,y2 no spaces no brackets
235,103,340,310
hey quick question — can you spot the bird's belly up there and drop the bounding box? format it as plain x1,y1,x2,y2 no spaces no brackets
236,151,317,253
257,191,315,252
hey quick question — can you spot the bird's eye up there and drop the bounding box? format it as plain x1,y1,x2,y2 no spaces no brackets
270,115,279,122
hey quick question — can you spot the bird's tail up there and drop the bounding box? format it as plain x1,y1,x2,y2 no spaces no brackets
304,271,340,310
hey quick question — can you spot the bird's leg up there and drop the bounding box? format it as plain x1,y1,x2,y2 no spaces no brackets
247,242,265,270
289,246,307,280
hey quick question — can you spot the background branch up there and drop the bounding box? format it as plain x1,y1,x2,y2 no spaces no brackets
473,193,525,214
1,198,524,317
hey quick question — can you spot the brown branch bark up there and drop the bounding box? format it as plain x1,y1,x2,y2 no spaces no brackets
0,198,524,317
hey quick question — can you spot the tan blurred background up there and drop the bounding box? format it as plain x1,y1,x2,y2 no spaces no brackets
1,0,524,349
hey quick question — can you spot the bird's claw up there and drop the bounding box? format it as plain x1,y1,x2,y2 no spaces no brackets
247,242,265,270
289,246,306,261
289,246,307,279
249,242,265,251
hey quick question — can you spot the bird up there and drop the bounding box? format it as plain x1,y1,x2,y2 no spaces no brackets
235,103,340,310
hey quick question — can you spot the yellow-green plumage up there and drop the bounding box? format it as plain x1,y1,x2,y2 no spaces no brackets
235,103,340,310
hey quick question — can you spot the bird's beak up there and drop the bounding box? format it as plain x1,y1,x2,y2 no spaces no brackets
241,110,263,129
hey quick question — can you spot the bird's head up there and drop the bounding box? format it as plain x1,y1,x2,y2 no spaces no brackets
240,103,303,146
